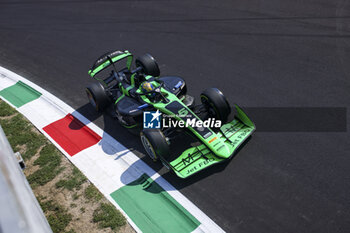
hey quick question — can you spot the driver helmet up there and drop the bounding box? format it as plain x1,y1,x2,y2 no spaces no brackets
141,81,155,93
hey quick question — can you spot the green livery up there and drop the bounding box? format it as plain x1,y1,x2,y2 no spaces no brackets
86,50,255,178
169,105,255,178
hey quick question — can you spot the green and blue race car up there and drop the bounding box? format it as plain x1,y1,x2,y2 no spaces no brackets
86,50,255,178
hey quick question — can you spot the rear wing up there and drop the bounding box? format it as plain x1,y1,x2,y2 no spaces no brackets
88,50,133,79
169,105,255,178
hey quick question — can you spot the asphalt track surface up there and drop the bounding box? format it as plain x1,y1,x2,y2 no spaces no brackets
1,1,350,232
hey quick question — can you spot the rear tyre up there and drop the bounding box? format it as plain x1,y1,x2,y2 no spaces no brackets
200,88,231,123
86,82,110,112
136,53,160,77
140,129,170,162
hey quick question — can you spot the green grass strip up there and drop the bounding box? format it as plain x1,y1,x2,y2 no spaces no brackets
110,174,200,233
0,81,41,107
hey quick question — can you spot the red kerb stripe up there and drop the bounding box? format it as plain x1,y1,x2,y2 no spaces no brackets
43,114,101,156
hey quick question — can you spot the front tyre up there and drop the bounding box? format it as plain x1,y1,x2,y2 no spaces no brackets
135,53,160,77
200,88,231,123
140,129,170,162
86,82,110,112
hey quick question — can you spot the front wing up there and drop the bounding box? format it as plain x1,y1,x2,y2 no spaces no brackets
169,105,255,178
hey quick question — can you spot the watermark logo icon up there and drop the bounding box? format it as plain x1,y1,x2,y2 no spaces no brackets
143,110,161,129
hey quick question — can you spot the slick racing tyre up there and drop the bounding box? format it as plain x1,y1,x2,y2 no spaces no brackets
200,88,231,123
140,129,170,162
135,53,160,77
86,82,110,112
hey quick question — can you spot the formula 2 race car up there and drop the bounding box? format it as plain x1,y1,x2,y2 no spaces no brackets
86,50,255,178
